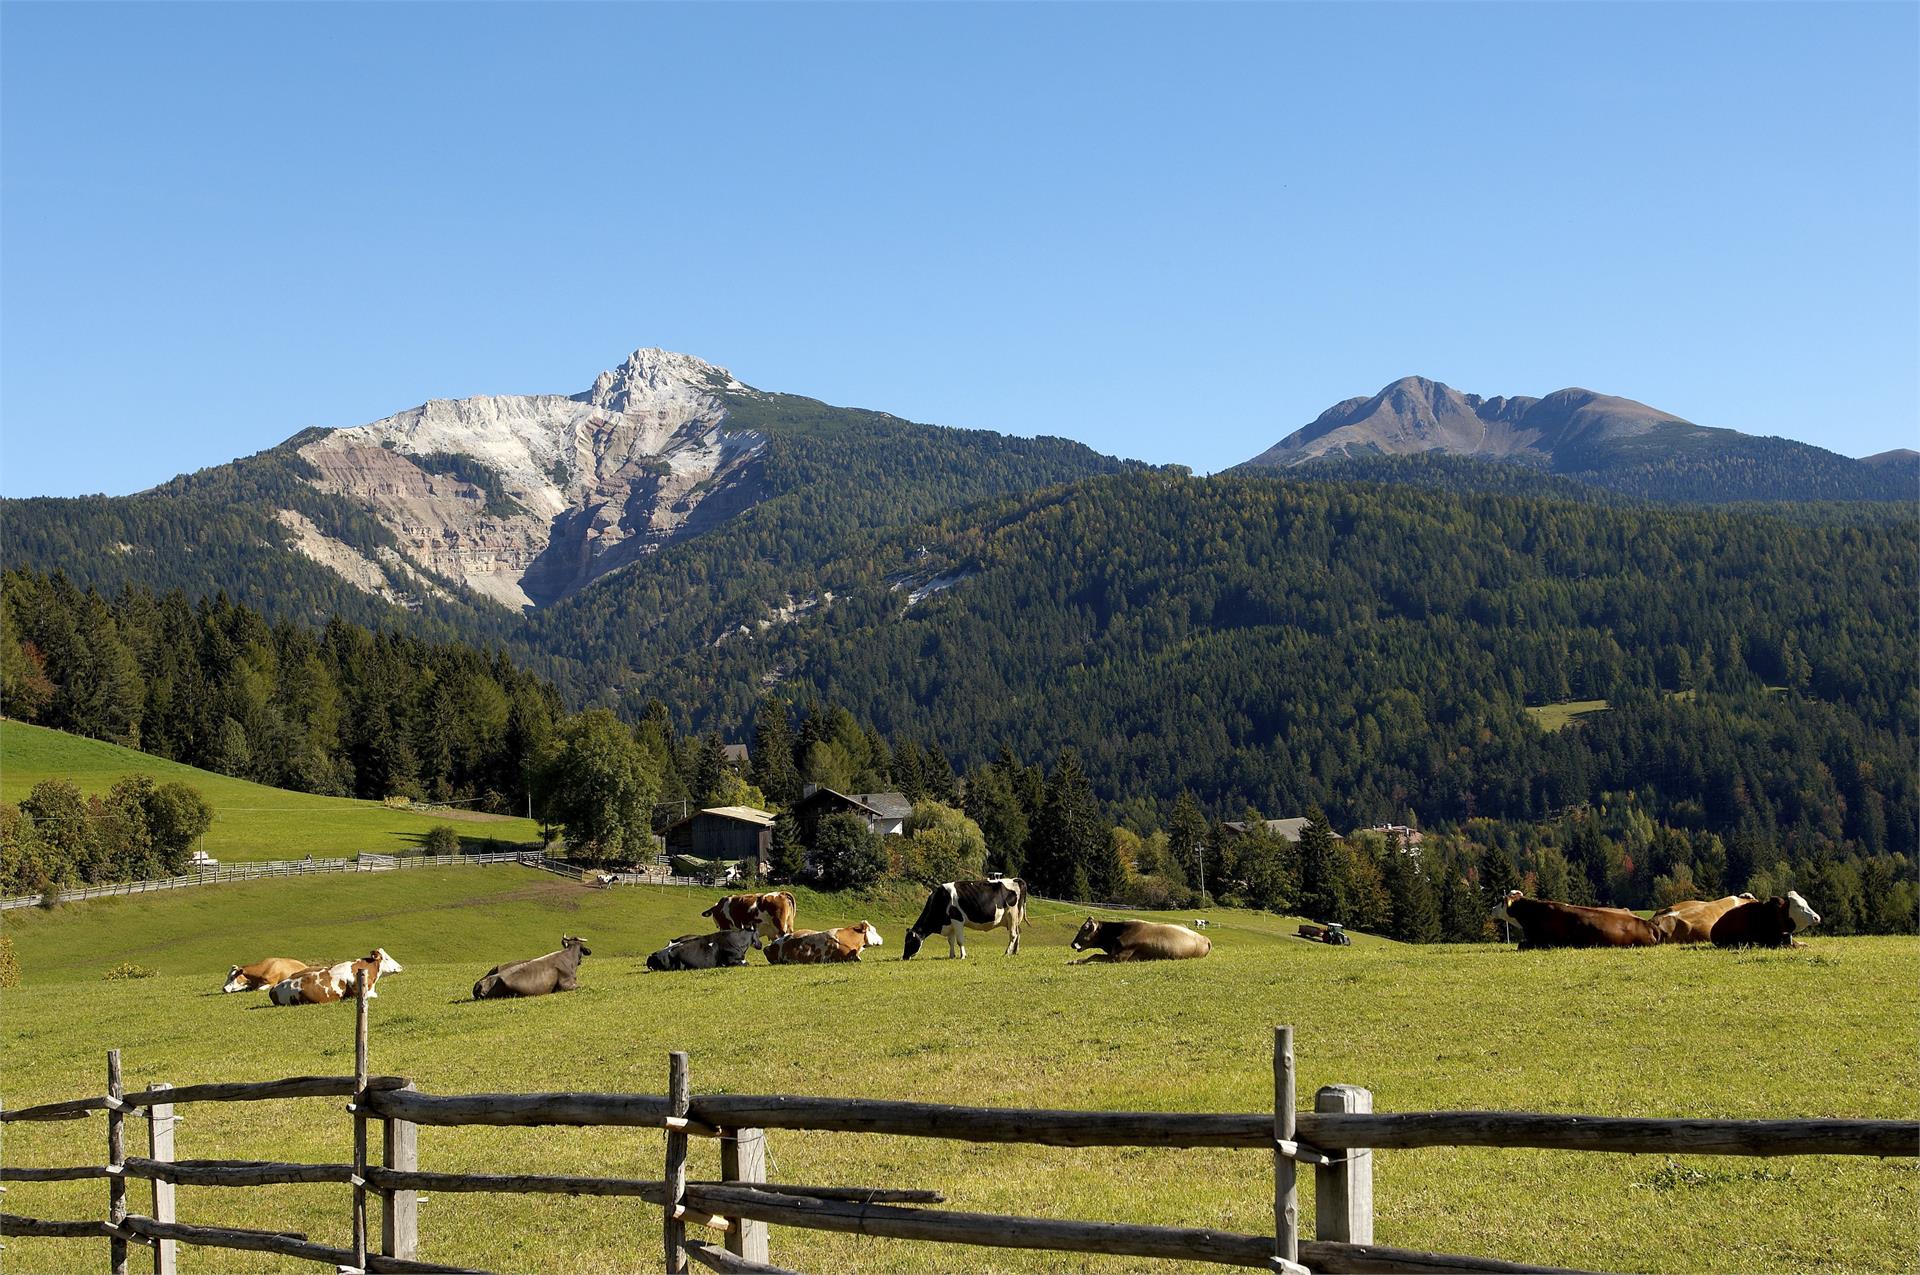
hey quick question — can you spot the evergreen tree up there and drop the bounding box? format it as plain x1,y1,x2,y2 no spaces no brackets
1028,750,1108,897
769,809,806,882
963,762,1029,876
1167,791,1209,897
1383,846,1441,942
1297,807,1347,922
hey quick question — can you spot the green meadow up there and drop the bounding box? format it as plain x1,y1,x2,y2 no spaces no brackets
0,721,543,863
2,869,1914,1274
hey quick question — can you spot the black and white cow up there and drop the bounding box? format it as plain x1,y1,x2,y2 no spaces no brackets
645,929,760,971
901,878,1028,960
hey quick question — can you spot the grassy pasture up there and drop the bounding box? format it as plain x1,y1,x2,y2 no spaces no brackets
0,721,543,862
1522,699,1611,731
1,869,1914,1274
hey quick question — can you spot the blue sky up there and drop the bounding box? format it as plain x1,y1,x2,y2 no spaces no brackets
3,2,1914,497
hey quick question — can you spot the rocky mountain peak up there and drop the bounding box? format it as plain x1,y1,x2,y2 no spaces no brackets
579,348,750,414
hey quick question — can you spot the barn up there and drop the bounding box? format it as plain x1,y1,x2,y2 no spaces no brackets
663,806,775,874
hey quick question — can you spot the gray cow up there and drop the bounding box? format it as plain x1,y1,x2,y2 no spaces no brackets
473,935,591,999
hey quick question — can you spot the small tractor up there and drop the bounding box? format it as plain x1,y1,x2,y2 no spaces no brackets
1296,921,1351,946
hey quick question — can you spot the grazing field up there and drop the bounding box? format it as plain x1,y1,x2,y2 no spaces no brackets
1522,699,1611,731
0,721,542,862
2,869,1915,1275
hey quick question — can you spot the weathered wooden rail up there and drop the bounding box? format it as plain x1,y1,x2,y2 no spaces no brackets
3,995,1913,1275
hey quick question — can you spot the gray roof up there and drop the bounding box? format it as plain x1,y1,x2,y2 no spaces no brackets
852,792,913,820
1221,817,1338,843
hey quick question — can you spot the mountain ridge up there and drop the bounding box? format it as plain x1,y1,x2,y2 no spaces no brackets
1239,375,1913,502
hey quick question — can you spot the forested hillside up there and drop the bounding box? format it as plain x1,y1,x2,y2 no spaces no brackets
540,471,1917,864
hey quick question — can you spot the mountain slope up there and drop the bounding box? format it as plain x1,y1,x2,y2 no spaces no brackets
0,349,1127,625
543,468,1915,853
1241,377,1915,502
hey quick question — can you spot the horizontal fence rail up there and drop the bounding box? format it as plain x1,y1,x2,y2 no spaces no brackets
360,1088,1920,1159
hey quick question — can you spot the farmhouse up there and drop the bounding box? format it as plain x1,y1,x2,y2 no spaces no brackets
722,743,750,769
794,786,912,838
663,805,775,873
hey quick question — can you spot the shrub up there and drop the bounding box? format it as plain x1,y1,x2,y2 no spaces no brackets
102,962,156,981
812,812,889,891
37,881,61,911
0,933,20,989
422,825,462,856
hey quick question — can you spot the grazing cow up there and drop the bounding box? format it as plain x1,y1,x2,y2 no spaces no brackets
1493,891,1660,949
646,929,759,972
1651,894,1759,944
268,949,404,1006
1711,892,1821,949
900,878,1028,960
1069,917,1212,962
701,892,798,941
223,957,316,993
765,923,883,965
473,936,591,999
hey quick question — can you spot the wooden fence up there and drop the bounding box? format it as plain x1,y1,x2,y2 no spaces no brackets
3,993,1913,1275
0,852,742,912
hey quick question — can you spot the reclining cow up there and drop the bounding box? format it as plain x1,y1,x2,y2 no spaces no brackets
646,929,759,971
223,956,317,993
1711,892,1821,949
765,923,883,965
701,891,798,941
901,878,1028,960
1069,917,1212,962
1650,894,1758,944
1493,891,1660,948
269,949,404,1005
473,936,591,999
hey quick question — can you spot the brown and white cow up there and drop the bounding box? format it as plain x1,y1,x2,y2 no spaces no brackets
1068,918,1212,962
1650,894,1759,944
764,923,883,965
1711,892,1821,949
223,957,317,993
268,949,404,1005
1493,891,1660,948
701,891,797,941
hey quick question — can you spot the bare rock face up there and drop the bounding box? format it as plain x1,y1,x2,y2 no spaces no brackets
293,349,769,609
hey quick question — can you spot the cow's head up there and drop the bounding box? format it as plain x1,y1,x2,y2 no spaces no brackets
1069,917,1102,951
1491,889,1524,922
700,899,726,921
1784,891,1820,931
563,935,592,958
367,949,403,976
222,965,248,993
646,945,681,972
900,927,925,961
853,922,882,948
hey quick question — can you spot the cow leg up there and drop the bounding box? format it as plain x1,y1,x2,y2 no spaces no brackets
948,921,967,959
1004,918,1019,956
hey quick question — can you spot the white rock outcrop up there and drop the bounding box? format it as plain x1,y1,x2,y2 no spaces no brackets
293,349,769,609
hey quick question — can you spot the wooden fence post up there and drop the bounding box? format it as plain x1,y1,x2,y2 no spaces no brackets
145,1083,177,1275
720,1128,769,1264
1314,1084,1373,1246
381,1083,419,1261
663,1051,691,1275
352,970,369,1272
107,1049,129,1275
1272,1026,1296,1273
